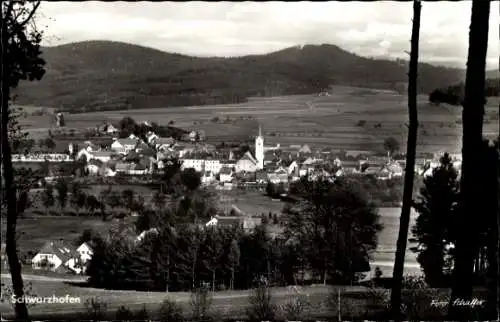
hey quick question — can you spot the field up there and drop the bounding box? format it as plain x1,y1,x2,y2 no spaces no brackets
17,87,499,154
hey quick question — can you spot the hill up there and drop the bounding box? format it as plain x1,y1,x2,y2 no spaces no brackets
13,40,469,113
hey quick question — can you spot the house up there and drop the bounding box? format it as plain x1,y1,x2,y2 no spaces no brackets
382,160,404,177
235,151,259,173
106,124,119,134
32,240,83,274
154,137,175,151
219,167,234,183
205,215,262,232
202,171,215,184
136,228,159,243
111,138,139,155
188,131,198,142
85,159,103,175
76,242,93,264
268,167,289,184
298,145,311,154
281,160,298,175
182,158,222,174
146,131,159,144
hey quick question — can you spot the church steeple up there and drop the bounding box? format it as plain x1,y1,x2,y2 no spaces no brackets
255,124,264,170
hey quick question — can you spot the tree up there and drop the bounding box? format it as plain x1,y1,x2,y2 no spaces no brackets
70,183,83,213
283,178,382,285
181,168,202,192
266,182,277,197
383,137,400,159
54,178,69,213
390,2,421,319
449,1,491,318
411,153,459,287
121,189,136,211
1,1,46,318
41,185,55,215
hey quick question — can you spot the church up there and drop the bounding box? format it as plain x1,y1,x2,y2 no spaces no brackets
235,126,265,173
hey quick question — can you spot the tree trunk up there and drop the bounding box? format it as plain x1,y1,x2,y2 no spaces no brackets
449,1,490,318
1,70,29,321
212,270,216,292
231,268,234,290
390,2,421,321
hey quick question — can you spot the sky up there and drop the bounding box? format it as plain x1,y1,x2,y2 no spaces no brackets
38,1,499,69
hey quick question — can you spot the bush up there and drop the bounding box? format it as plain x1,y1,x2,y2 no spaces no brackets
190,287,213,322
115,305,134,320
84,297,108,320
279,294,313,320
356,120,367,127
246,285,276,322
159,298,184,322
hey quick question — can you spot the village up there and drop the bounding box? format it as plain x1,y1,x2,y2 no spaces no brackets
5,116,465,277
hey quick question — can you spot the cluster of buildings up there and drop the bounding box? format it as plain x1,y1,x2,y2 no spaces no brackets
11,120,463,186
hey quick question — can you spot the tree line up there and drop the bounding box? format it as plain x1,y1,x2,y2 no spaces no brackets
428,78,499,106
84,176,382,291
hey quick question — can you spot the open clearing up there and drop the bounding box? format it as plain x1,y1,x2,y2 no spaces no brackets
18,87,499,153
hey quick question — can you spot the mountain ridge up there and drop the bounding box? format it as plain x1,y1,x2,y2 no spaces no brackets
13,40,487,113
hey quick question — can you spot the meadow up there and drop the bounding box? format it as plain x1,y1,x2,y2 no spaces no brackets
17,87,499,154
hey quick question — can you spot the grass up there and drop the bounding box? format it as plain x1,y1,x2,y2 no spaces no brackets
0,215,135,255
0,277,491,320
18,90,499,154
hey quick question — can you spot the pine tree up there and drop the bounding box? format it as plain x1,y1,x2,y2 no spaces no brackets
411,153,459,287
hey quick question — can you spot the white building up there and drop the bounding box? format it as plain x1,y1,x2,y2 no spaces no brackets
219,167,234,183
76,242,93,264
181,159,222,174
111,138,139,155
32,240,85,274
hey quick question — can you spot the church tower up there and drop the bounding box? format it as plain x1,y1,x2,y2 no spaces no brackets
255,125,264,170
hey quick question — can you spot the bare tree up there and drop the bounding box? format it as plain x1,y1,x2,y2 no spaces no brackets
390,1,421,320
1,1,45,320
448,1,490,319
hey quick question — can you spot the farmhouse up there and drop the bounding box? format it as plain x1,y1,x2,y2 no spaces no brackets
111,138,140,155
205,215,261,232
219,167,234,183
76,242,94,264
32,240,85,274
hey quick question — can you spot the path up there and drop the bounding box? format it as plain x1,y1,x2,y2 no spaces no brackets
0,273,87,283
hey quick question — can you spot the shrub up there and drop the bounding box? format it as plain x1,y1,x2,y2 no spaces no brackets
84,297,108,320
115,305,134,320
356,120,367,127
159,298,184,322
135,304,149,320
280,294,313,320
246,284,276,322
190,287,213,322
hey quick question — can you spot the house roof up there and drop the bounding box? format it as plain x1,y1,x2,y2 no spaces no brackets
115,139,138,146
215,216,242,226
238,151,257,164
115,162,131,171
37,240,77,263
92,151,115,157
282,159,296,167
155,137,175,145
88,159,103,167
